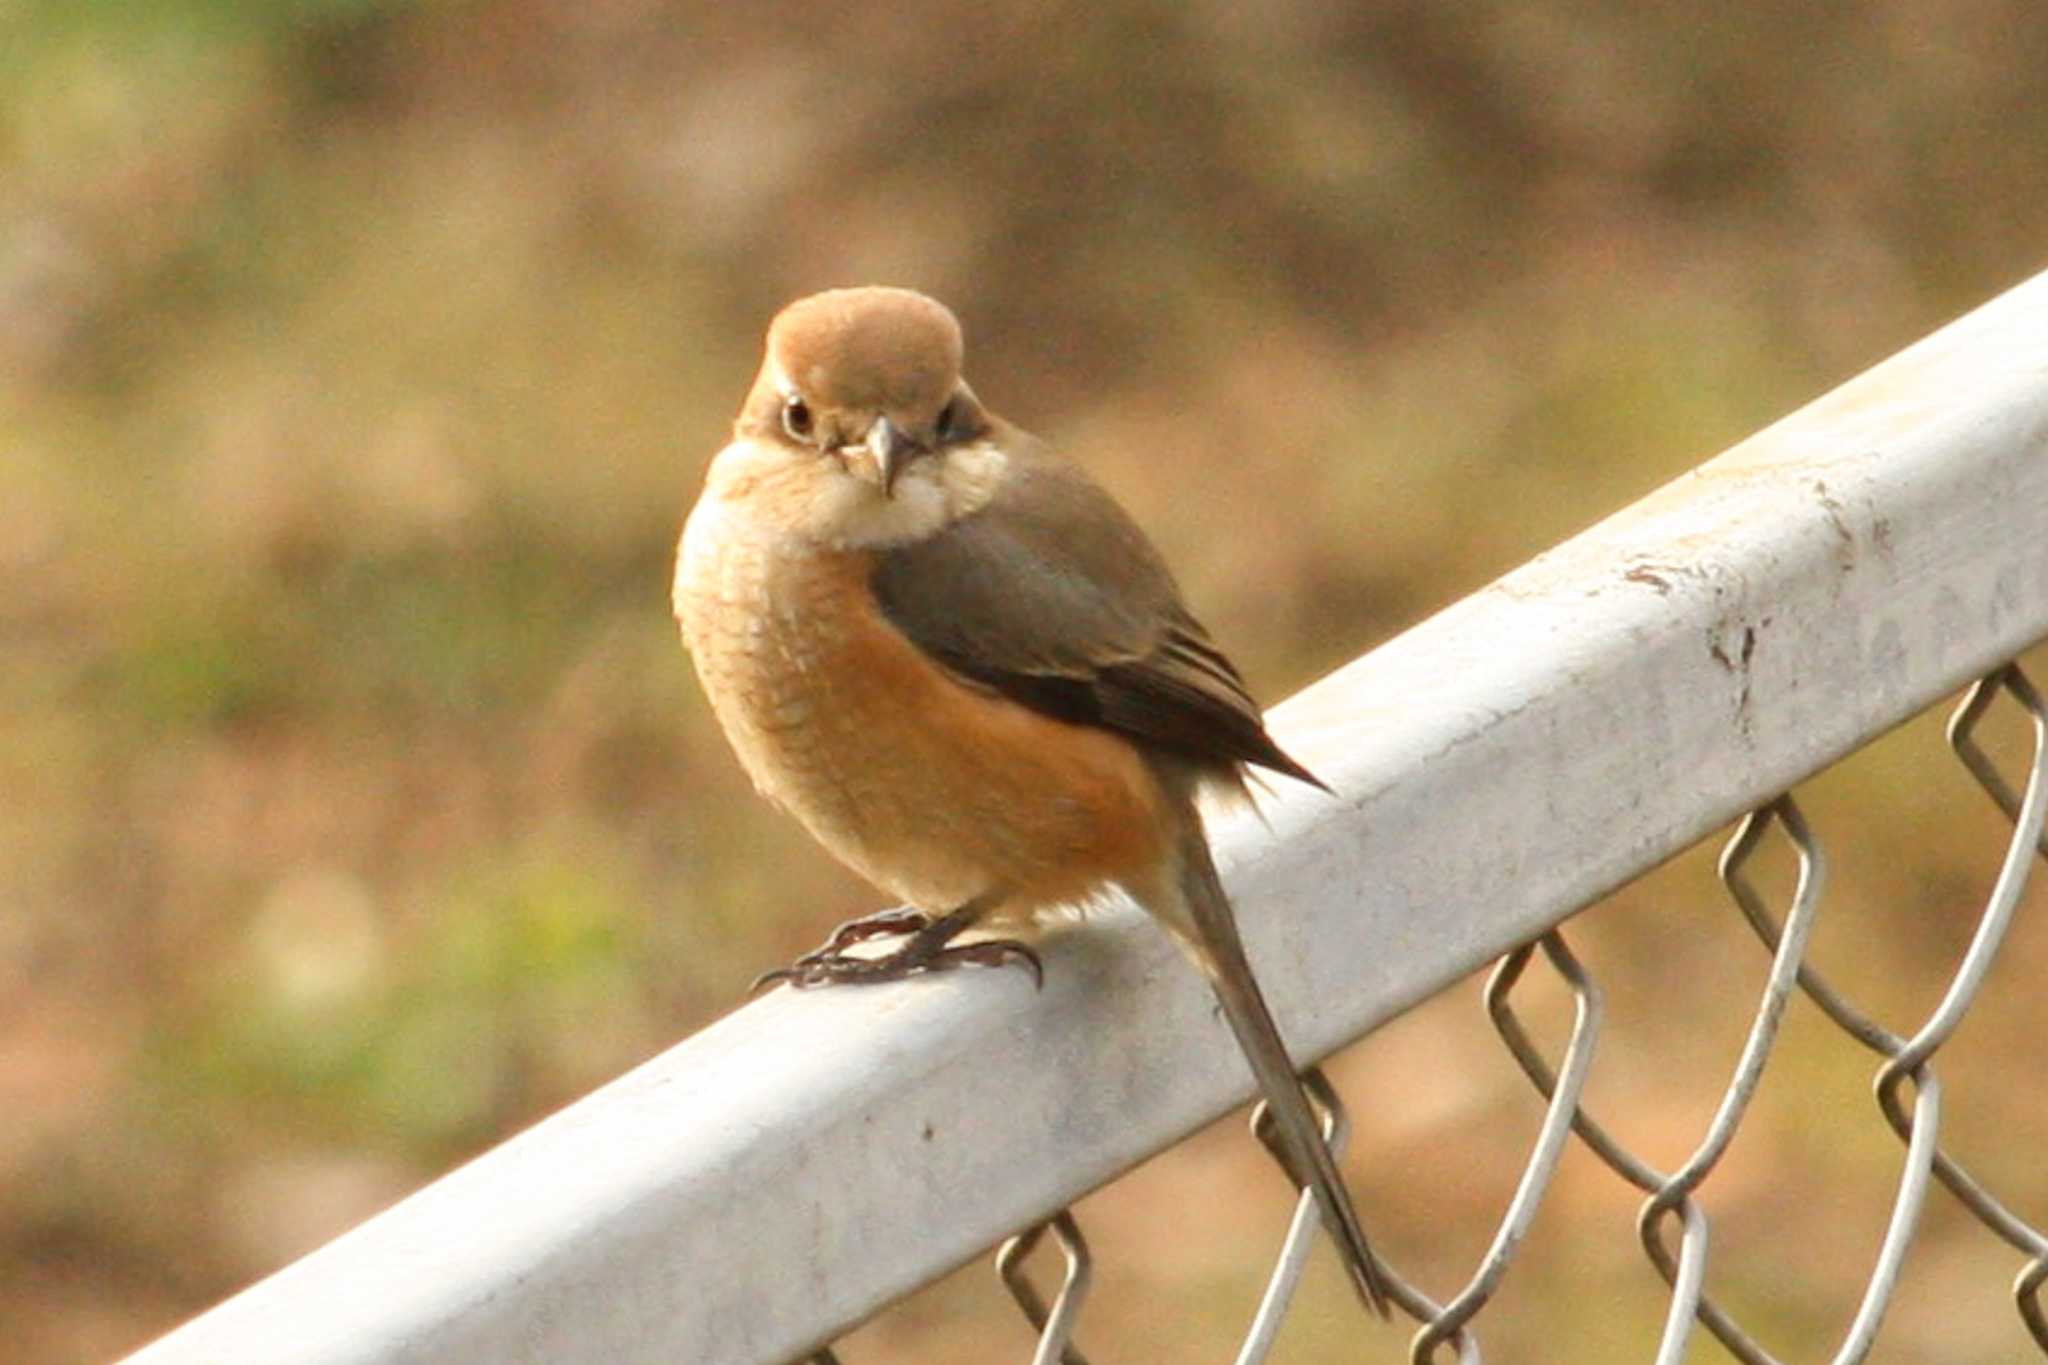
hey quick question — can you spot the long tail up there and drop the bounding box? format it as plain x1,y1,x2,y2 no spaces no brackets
1171,819,1390,1318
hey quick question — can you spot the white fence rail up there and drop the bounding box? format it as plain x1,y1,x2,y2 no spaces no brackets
125,268,2048,1364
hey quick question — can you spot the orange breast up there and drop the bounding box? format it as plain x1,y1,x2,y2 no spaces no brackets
676,519,1169,919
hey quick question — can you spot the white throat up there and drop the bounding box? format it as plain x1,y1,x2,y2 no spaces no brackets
699,436,1010,552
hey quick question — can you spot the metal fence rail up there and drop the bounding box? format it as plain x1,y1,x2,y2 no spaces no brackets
124,268,2048,1365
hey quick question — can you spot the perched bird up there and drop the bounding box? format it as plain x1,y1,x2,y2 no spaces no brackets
673,286,1388,1317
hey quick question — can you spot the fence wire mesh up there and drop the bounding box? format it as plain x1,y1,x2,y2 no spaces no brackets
807,658,2048,1364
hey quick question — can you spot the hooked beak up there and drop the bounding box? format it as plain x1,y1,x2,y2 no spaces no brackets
867,416,924,498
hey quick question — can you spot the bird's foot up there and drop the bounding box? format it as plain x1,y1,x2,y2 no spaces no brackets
749,907,931,995
752,905,1041,993
805,907,936,958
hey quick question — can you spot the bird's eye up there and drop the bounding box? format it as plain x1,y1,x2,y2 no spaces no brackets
781,398,813,442
935,395,972,443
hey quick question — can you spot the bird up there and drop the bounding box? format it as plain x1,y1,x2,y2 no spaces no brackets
673,285,1389,1318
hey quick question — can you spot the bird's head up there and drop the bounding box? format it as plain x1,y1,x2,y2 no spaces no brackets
714,287,1007,548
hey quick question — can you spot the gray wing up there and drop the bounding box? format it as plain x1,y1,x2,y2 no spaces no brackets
870,429,1322,787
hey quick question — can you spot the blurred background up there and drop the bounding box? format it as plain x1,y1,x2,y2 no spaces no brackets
5,1,2047,1360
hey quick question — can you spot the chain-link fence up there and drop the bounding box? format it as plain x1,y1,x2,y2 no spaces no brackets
123,271,2048,1365
942,660,2046,1365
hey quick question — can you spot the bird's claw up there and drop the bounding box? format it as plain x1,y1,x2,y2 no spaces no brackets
808,907,934,956
747,908,934,996
751,935,1043,993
